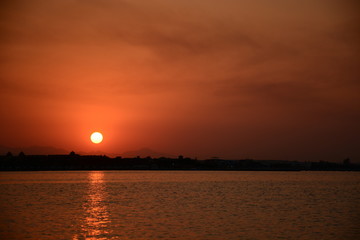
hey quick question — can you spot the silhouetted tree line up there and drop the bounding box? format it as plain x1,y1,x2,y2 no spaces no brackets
0,152,359,171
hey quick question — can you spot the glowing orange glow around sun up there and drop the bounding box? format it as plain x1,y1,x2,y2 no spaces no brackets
90,132,103,144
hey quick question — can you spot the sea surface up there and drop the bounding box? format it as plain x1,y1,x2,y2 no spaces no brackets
0,171,359,240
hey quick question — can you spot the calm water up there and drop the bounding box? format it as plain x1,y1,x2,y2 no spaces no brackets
0,171,359,240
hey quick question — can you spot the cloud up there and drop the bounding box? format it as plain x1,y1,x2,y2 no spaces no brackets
0,0,359,160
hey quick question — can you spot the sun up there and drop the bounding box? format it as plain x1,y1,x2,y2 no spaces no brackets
90,132,103,144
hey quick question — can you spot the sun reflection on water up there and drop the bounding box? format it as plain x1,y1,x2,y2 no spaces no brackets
73,171,112,240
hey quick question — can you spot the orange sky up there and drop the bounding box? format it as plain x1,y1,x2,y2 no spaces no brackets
1,0,359,161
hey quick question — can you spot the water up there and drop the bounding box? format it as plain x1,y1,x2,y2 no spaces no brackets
0,171,359,240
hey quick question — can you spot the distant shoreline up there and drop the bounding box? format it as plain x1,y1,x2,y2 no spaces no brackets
1,153,358,171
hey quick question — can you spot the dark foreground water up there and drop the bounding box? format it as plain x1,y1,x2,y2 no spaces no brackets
0,171,359,240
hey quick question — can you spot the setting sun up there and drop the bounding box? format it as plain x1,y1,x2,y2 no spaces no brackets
90,132,103,144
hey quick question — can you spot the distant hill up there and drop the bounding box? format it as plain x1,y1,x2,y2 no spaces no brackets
120,148,175,158
78,150,114,157
0,145,175,159
0,145,68,155
77,148,174,158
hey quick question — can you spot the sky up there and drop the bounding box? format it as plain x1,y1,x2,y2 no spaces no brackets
0,0,359,161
